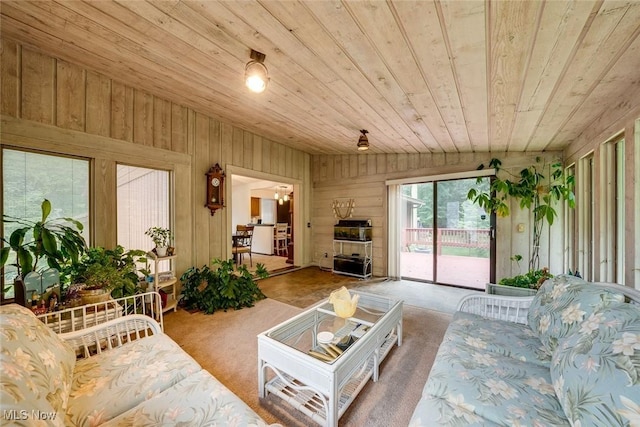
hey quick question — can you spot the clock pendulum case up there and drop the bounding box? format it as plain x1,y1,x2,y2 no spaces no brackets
205,163,225,216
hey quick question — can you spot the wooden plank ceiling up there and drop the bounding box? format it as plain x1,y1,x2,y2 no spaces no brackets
1,1,639,155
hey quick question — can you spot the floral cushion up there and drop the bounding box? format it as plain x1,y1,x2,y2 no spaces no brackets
65,333,201,426
551,302,640,427
449,311,551,367
409,392,502,427
422,323,569,426
527,275,624,353
0,304,75,426
101,369,274,427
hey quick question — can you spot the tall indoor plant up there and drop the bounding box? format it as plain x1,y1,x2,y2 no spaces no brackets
1,199,87,277
468,157,575,289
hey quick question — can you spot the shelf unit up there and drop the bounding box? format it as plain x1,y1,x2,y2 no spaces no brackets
332,240,372,279
148,252,178,313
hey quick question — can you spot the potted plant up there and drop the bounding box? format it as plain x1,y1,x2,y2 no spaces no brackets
68,245,147,304
180,259,268,314
76,262,126,304
486,264,553,296
145,226,173,257
467,157,575,294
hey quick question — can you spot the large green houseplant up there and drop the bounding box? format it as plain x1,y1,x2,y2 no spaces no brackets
1,199,87,277
468,157,575,291
180,259,268,314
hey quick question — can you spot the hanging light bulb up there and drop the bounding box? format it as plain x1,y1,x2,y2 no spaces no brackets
283,193,289,202
279,198,284,205
357,129,369,151
245,49,269,93
274,190,279,200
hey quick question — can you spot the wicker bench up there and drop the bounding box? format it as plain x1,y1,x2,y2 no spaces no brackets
410,276,640,426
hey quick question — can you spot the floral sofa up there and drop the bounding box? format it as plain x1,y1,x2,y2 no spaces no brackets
0,304,278,426
409,275,640,426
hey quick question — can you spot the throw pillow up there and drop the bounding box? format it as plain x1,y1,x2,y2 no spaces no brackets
551,302,640,427
527,275,623,353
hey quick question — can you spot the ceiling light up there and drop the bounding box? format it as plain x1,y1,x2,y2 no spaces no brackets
245,49,269,93
357,129,369,151
274,185,290,205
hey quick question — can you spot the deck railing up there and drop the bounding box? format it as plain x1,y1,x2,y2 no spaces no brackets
403,228,490,254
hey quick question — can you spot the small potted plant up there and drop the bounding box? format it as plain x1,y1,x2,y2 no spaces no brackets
145,226,173,257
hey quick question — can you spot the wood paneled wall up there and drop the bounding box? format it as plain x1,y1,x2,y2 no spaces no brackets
0,40,312,278
311,152,565,280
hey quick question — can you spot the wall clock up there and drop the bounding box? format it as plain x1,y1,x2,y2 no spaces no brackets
205,163,225,216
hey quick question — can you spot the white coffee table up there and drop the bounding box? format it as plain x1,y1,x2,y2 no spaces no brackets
258,291,402,427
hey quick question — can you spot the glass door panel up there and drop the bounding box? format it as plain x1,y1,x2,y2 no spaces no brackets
399,177,492,289
436,178,490,289
400,183,434,282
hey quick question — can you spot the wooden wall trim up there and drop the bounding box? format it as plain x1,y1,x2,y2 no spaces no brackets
1,115,191,167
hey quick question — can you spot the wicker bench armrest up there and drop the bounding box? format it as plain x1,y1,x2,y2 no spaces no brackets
456,294,534,324
60,314,163,358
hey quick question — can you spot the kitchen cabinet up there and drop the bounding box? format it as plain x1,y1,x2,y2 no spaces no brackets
251,197,261,217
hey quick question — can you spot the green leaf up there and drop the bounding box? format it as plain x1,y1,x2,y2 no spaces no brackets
62,217,84,231
41,199,52,222
488,158,502,169
9,227,29,249
41,228,57,254
0,247,10,267
17,247,33,275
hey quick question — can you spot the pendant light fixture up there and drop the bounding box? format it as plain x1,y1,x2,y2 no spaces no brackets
357,129,369,151
274,185,290,205
245,49,269,93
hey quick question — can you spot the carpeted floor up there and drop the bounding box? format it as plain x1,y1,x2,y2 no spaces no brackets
164,298,451,426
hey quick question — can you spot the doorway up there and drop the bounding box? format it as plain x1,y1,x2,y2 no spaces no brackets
229,171,298,274
398,176,495,289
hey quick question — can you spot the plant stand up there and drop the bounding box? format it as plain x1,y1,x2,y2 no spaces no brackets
148,252,178,313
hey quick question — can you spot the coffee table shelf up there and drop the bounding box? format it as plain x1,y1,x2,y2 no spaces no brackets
258,291,402,427
264,329,398,424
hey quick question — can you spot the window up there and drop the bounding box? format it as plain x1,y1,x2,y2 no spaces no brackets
564,164,577,275
599,137,625,283
577,154,595,281
2,148,89,300
116,165,171,273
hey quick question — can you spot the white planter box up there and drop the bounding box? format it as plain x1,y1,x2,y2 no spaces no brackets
486,282,538,297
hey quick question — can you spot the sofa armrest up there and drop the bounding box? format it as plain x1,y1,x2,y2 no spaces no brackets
456,294,534,324
60,314,163,358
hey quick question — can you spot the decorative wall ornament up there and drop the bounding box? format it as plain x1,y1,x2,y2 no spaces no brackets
331,198,355,219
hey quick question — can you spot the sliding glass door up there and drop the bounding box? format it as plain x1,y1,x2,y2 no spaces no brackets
399,177,494,289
